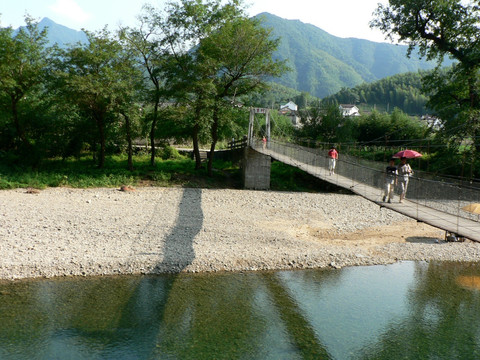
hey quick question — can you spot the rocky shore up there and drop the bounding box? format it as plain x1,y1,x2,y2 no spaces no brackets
0,187,479,280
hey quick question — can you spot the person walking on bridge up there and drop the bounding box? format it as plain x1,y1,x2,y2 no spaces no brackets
397,157,413,203
328,146,338,175
383,158,397,203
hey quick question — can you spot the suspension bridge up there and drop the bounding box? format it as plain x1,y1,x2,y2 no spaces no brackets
242,108,480,242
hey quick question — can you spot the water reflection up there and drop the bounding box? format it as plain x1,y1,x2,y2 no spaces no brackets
357,262,480,359
1,262,480,359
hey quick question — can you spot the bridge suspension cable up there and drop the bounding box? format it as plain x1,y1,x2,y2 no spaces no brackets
249,138,480,241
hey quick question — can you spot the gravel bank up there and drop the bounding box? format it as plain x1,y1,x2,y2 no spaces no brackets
0,187,479,280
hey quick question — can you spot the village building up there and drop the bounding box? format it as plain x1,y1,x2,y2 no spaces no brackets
279,101,302,128
339,104,360,117
421,115,442,130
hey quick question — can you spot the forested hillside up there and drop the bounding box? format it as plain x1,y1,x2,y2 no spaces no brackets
258,13,453,98
323,71,430,115
14,14,452,101
24,17,87,47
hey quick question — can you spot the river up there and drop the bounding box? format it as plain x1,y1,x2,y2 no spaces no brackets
0,261,479,359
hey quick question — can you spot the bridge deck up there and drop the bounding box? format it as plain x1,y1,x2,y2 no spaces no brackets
257,147,480,242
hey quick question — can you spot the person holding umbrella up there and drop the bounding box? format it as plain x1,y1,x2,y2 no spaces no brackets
397,157,413,203
393,149,421,203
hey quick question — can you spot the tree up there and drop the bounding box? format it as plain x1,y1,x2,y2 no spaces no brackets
355,111,391,144
55,29,143,168
0,16,50,160
158,0,245,170
197,16,288,175
119,8,169,167
389,107,427,142
371,0,480,177
299,102,344,144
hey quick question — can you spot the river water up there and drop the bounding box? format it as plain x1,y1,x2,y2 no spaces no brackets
1,261,480,359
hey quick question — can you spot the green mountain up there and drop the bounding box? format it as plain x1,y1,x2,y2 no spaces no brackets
14,17,87,48
324,71,430,115
258,13,453,98
20,15,449,100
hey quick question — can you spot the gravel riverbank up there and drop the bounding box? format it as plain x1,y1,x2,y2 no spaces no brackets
0,187,479,280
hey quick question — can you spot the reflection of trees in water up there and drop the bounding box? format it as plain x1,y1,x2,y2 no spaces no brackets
0,276,146,358
152,273,267,358
359,262,480,359
285,266,344,289
263,273,332,359
153,272,332,359
0,281,50,358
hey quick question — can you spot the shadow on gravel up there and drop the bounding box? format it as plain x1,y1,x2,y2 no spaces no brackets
156,187,203,272
406,236,442,244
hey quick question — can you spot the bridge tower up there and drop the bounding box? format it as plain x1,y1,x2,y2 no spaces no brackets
243,107,272,190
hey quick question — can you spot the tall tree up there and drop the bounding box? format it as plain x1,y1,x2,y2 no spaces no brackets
56,29,142,168
371,0,480,176
119,8,168,167
0,16,50,158
159,0,245,170
299,102,344,144
197,17,288,175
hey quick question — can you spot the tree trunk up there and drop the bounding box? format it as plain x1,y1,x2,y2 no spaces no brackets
123,112,134,171
11,96,30,151
207,103,219,177
192,101,203,169
192,122,202,170
96,117,106,169
150,99,159,167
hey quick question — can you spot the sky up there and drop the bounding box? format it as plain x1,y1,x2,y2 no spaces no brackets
0,0,391,43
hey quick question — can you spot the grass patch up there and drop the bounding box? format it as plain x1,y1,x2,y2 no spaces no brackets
0,154,242,190
0,154,344,193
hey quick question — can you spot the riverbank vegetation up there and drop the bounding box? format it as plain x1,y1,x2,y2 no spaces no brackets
0,0,287,176
0,152,331,193
1,0,479,184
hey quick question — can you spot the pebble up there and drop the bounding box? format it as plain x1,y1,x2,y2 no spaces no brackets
0,187,479,280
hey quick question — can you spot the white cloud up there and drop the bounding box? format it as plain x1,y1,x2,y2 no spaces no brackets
49,0,91,24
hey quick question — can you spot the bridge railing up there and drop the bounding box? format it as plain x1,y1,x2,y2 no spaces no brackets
253,139,480,222
228,136,248,150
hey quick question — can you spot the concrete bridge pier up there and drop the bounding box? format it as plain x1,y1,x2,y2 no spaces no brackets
243,147,271,190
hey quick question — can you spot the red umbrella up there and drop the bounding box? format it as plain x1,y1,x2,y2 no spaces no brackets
393,149,422,159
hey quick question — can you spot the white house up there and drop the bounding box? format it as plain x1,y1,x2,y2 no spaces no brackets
339,104,360,117
422,115,442,130
279,101,301,128
280,101,298,112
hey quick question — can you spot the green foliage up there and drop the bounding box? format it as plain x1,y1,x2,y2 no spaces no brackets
371,0,480,168
354,108,428,144
270,112,295,139
54,28,144,168
0,16,51,163
158,145,184,160
297,102,349,143
323,71,430,115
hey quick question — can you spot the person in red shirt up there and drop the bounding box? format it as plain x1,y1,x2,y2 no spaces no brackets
328,146,338,175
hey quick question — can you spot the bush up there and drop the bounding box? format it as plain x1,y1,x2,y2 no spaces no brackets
159,145,184,160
